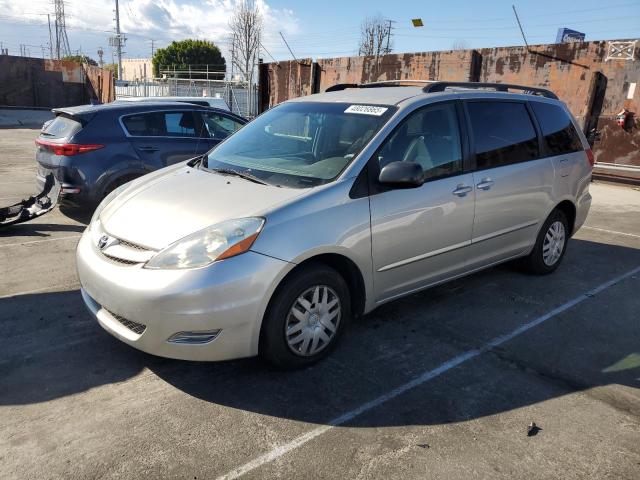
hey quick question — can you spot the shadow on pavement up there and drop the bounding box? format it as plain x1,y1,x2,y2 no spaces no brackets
1,239,638,428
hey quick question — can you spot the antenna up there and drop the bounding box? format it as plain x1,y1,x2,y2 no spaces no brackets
53,0,71,58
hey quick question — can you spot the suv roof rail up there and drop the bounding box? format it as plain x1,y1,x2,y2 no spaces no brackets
325,80,558,99
325,79,434,92
422,81,558,99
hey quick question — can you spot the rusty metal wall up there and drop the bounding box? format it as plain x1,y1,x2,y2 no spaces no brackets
0,55,115,108
258,39,639,167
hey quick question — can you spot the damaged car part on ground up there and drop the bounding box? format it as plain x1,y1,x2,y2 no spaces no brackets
0,172,60,227
77,81,593,369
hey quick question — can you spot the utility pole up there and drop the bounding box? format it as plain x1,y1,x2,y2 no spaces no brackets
115,0,123,80
47,14,54,59
385,19,396,55
150,39,155,57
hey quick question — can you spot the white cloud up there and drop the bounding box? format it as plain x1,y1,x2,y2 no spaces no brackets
0,0,299,60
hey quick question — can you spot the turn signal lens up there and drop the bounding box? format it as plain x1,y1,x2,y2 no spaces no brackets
36,138,104,156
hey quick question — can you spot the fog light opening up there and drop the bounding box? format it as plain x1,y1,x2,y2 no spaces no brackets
167,329,221,345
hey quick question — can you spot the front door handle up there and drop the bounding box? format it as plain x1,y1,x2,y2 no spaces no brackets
476,178,494,190
452,184,473,197
138,145,158,152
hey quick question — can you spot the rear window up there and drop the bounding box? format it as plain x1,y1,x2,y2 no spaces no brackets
467,102,539,169
531,102,583,156
122,111,202,137
41,115,82,139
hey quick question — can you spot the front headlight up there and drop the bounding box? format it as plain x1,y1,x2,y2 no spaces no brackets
144,217,265,270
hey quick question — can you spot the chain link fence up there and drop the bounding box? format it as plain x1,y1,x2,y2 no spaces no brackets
115,78,259,118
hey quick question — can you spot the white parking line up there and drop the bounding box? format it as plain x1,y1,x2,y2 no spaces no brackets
0,235,81,249
217,265,640,480
583,226,640,239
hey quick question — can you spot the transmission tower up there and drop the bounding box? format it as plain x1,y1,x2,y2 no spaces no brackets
53,0,71,59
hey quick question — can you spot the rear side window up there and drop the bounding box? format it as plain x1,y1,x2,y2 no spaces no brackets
530,102,583,156
122,111,202,137
42,115,82,139
467,102,539,169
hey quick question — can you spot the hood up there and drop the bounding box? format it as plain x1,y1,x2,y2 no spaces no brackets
101,166,304,250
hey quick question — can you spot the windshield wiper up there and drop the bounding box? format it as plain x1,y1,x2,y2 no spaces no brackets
187,154,205,167
209,167,268,185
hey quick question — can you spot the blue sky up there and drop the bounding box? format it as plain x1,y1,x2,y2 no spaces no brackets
0,0,638,64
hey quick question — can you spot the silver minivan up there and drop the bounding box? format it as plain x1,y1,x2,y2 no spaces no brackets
77,81,593,369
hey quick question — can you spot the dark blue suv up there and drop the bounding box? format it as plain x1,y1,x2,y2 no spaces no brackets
35,102,247,206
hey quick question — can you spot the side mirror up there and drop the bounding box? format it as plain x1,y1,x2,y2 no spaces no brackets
378,161,424,188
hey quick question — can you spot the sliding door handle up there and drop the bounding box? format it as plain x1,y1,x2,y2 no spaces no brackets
452,184,473,197
476,178,494,190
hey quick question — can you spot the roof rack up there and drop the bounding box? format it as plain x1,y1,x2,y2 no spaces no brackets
325,80,558,99
325,80,434,92
422,81,558,99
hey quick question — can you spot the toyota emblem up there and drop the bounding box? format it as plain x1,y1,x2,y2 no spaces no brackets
98,235,109,250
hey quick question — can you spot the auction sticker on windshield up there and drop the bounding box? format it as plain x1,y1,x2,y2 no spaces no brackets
344,105,389,116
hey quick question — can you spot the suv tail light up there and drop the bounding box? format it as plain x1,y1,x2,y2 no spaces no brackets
585,148,595,168
36,139,104,156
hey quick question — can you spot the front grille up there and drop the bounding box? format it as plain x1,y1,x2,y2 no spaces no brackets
106,309,147,335
101,253,141,266
119,239,149,251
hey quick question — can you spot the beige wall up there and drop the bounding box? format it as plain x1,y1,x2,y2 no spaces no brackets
121,58,153,81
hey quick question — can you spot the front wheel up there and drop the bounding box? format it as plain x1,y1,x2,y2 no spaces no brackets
521,209,569,275
260,264,351,369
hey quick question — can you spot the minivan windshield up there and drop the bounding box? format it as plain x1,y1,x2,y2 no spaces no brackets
204,102,395,188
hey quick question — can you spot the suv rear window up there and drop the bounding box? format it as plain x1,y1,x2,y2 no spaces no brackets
530,102,583,156
467,102,539,169
41,115,82,139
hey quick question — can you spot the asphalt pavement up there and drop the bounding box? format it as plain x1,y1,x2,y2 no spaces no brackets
1,128,639,480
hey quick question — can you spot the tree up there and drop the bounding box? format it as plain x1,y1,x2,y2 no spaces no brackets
62,55,98,66
229,0,262,83
451,40,470,51
358,15,392,57
152,39,226,79
103,63,118,80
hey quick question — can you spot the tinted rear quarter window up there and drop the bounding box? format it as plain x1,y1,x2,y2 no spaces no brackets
122,111,200,137
42,115,82,139
467,101,539,169
530,101,583,156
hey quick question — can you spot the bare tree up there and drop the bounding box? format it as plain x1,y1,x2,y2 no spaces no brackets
358,15,392,57
451,39,470,51
229,0,262,83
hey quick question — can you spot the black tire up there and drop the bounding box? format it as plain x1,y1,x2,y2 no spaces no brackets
260,263,351,369
521,209,569,275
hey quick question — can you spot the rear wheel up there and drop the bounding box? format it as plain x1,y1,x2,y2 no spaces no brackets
260,264,350,369
521,209,569,275
102,174,140,200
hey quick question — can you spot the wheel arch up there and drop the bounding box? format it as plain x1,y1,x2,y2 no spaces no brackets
257,251,368,352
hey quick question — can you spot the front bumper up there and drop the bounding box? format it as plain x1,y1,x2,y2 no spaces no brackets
76,230,293,361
